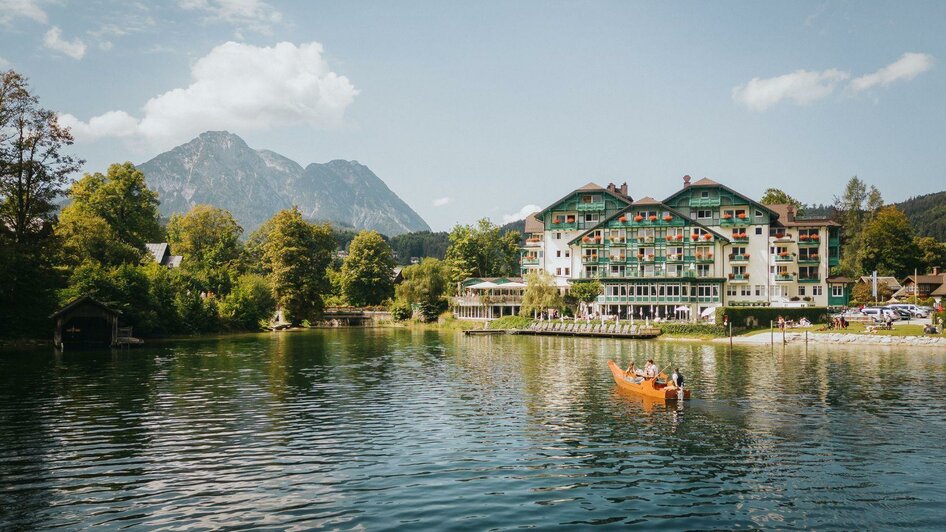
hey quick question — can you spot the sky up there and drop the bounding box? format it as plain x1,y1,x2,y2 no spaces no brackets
1,0,944,231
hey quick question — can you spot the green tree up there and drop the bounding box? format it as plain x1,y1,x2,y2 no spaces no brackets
167,204,243,293
851,279,894,305
569,280,602,306
445,218,520,283
520,270,563,317
341,230,396,306
395,258,449,321
760,188,803,211
860,206,921,278
915,236,946,273
0,70,82,247
219,274,276,330
261,207,336,324
65,162,161,250
0,70,80,337
57,205,141,267
834,176,869,276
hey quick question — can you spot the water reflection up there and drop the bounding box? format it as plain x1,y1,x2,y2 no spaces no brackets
1,331,946,529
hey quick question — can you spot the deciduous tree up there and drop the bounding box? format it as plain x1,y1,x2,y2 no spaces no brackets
445,218,520,283
341,230,396,306
167,204,243,293
395,258,449,321
860,206,920,278
520,270,563,317
760,188,802,211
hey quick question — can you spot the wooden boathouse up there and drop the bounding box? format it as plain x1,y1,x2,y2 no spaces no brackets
50,296,121,349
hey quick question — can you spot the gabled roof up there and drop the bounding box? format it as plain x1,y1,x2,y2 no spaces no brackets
904,274,946,285
662,178,779,217
858,276,902,289
767,204,840,227
932,284,946,296
632,196,660,205
826,276,855,284
535,183,633,220
50,295,121,318
523,212,543,233
567,200,731,246
145,243,169,263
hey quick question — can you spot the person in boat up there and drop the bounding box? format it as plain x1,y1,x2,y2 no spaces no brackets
624,362,644,383
643,359,658,380
670,368,684,389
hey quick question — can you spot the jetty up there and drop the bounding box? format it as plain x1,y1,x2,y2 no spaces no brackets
465,322,662,339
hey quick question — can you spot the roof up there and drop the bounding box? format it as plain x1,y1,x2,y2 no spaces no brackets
50,295,121,318
145,243,169,263
905,274,946,285
767,204,840,227
662,178,779,218
631,196,660,205
826,276,855,284
932,284,946,296
535,183,633,220
690,177,721,186
167,255,183,268
523,212,543,233
858,276,902,289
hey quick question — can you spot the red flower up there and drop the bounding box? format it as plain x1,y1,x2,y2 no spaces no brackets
634,215,644,222
737,213,747,219
619,216,627,222
676,234,683,241
703,234,712,240
723,213,732,219
663,215,672,221
648,215,658,221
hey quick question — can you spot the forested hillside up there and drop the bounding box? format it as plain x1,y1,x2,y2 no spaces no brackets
897,191,946,241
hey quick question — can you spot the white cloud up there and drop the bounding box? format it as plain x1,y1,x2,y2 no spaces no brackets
179,0,282,35
60,41,358,147
732,69,849,111
503,204,542,224
432,197,451,207
849,53,934,92
0,56,9,68
43,26,87,60
0,0,47,25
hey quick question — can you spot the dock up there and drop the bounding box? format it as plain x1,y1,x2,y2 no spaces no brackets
465,322,662,339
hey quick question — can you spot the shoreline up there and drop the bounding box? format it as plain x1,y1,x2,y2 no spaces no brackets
712,330,946,348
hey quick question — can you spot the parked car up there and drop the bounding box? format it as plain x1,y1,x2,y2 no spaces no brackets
888,304,929,318
861,307,900,322
884,307,912,319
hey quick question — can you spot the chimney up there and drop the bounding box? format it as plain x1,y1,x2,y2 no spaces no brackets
786,204,795,222
607,183,616,193
620,182,628,197
934,266,940,276
683,175,691,187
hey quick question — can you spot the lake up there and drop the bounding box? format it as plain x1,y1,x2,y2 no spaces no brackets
2,329,945,529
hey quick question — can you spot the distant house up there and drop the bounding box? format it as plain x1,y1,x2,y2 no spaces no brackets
145,243,182,268
826,276,855,308
392,267,404,285
857,275,901,296
897,268,946,300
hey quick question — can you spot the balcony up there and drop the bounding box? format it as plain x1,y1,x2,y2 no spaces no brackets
666,254,684,262
690,254,715,262
549,221,578,230
576,202,605,211
772,233,794,243
580,237,604,247
798,276,821,283
729,253,750,263
775,253,795,263
608,255,627,264
524,237,542,247
775,273,795,282
581,255,601,264
521,256,540,265
797,235,821,247
689,197,721,207
720,216,751,227
730,233,750,242
798,255,820,264
728,273,749,283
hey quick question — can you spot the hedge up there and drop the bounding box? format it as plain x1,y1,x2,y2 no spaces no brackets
657,323,727,336
715,306,830,328
488,315,534,330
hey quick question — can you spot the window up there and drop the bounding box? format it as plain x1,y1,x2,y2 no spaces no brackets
755,210,763,217
756,227,763,235
813,286,823,296
565,268,570,276
755,285,765,297
701,191,709,198
555,232,561,239
556,268,561,276
584,213,599,223
564,250,570,258
697,264,710,277
832,285,843,297
799,286,806,296
556,250,561,258
727,285,737,296
741,286,751,296
697,209,712,219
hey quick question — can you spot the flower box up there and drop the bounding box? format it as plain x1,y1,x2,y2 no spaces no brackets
722,213,733,219
634,215,644,222
707,253,714,258
675,234,683,241
779,252,789,257
740,232,748,238
775,233,785,239
666,235,674,242
799,234,809,241
648,215,658,222
663,215,672,222
811,234,820,240
728,273,735,279
582,236,590,242
567,216,575,223
637,254,645,260
647,254,654,260
703,234,712,241
737,213,747,219
695,252,703,259
743,253,750,259
691,234,699,241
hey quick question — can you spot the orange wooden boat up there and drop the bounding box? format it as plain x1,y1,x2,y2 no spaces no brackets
608,360,690,400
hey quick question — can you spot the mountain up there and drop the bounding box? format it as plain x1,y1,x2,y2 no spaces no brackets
138,131,430,235
897,191,946,241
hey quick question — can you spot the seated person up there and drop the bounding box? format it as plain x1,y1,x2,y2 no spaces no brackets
643,359,658,379
668,368,684,391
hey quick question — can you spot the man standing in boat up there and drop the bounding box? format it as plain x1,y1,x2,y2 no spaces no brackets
643,359,658,379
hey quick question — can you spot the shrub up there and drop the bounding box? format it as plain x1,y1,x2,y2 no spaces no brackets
657,323,727,336
389,299,412,321
219,274,275,331
488,315,533,330
715,306,830,328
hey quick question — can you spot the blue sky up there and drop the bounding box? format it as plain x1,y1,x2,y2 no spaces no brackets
1,0,943,231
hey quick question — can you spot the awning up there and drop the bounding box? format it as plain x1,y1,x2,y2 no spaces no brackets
497,281,527,288
468,281,498,289
674,306,691,313
700,306,718,318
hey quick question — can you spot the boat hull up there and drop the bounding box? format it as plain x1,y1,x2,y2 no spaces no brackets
608,360,690,400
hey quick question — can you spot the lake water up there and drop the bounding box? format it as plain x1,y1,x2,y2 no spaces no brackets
2,329,946,529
